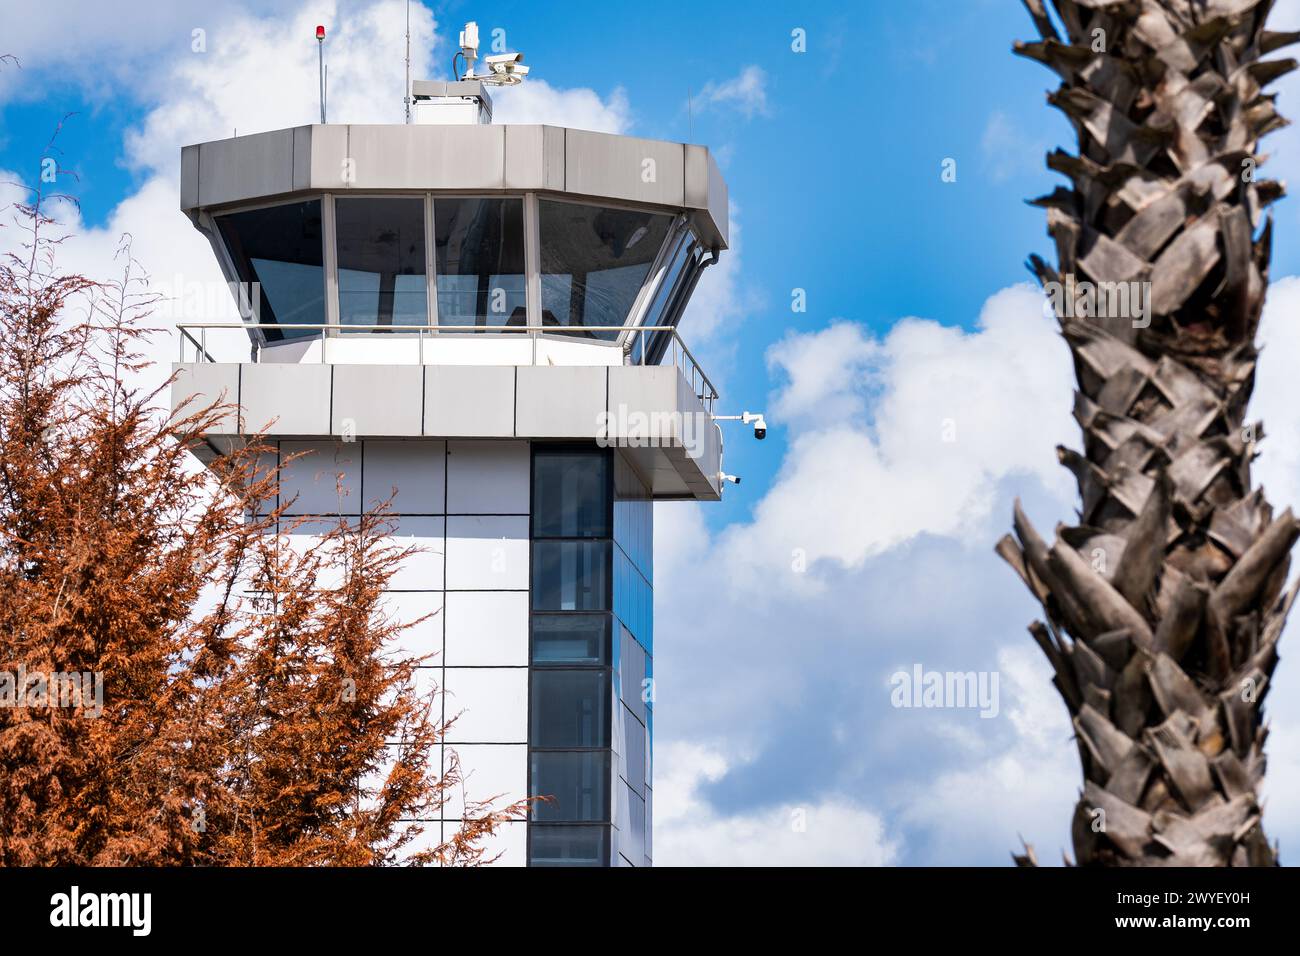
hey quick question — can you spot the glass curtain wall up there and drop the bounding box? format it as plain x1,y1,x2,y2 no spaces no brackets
529,447,613,865
612,453,653,865
214,194,695,350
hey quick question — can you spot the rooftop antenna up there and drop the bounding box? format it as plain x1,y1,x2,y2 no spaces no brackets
403,1,412,123
458,21,479,80
316,24,327,124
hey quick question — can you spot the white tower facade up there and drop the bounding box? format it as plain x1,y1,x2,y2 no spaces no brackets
173,112,729,866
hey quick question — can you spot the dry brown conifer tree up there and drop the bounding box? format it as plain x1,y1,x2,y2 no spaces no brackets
0,183,527,866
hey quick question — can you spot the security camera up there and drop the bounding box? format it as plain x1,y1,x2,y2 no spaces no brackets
482,52,529,85
485,54,527,75
713,410,768,441
718,472,741,485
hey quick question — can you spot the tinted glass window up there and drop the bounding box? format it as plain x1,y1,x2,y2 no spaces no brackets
530,751,610,822
434,198,526,328
533,450,610,538
335,197,427,329
215,200,324,341
532,540,610,611
530,670,610,748
539,201,671,339
631,230,699,363
532,615,610,666
528,825,607,866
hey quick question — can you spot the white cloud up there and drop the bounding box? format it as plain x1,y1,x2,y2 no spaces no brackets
895,644,1077,864
1250,277,1300,514
649,272,1300,864
654,741,898,866
490,80,629,133
1250,276,1300,853
767,321,880,424
694,65,769,120
716,284,1074,588
651,282,1081,864
128,3,429,171
0,0,278,107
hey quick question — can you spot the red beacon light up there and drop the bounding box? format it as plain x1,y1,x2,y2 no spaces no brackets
315,25,326,41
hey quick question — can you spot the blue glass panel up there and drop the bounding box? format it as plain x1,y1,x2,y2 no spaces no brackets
530,670,611,748
531,751,610,822
531,614,611,665
532,540,610,611
533,451,610,538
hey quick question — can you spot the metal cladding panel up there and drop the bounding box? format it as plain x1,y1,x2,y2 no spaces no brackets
175,362,721,500
684,145,729,248
410,79,492,98
677,371,721,498
564,129,684,207
238,363,332,435
332,363,423,435
504,125,565,191
619,445,690,498
683,144,709,209
705,150,728,247
181,124,727,243
197,128,296,208
339,124,506,190
542,125,566,191
171,363,240,432
292,125,313,192
607,365,680,445
425,365,515,437
515,365,606,438
697,420,723,497
307,123,349,191
180,145,200,211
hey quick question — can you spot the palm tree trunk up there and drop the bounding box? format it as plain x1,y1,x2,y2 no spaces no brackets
999,0,1299,866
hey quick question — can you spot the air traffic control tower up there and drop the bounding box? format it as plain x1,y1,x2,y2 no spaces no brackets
171,23,734,866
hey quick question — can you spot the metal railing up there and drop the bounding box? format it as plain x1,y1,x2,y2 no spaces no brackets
176,323,719,411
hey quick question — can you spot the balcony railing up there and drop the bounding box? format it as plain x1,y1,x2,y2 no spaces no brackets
176,323,718,412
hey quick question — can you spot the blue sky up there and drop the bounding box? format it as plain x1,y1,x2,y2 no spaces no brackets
7,0,1300,865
